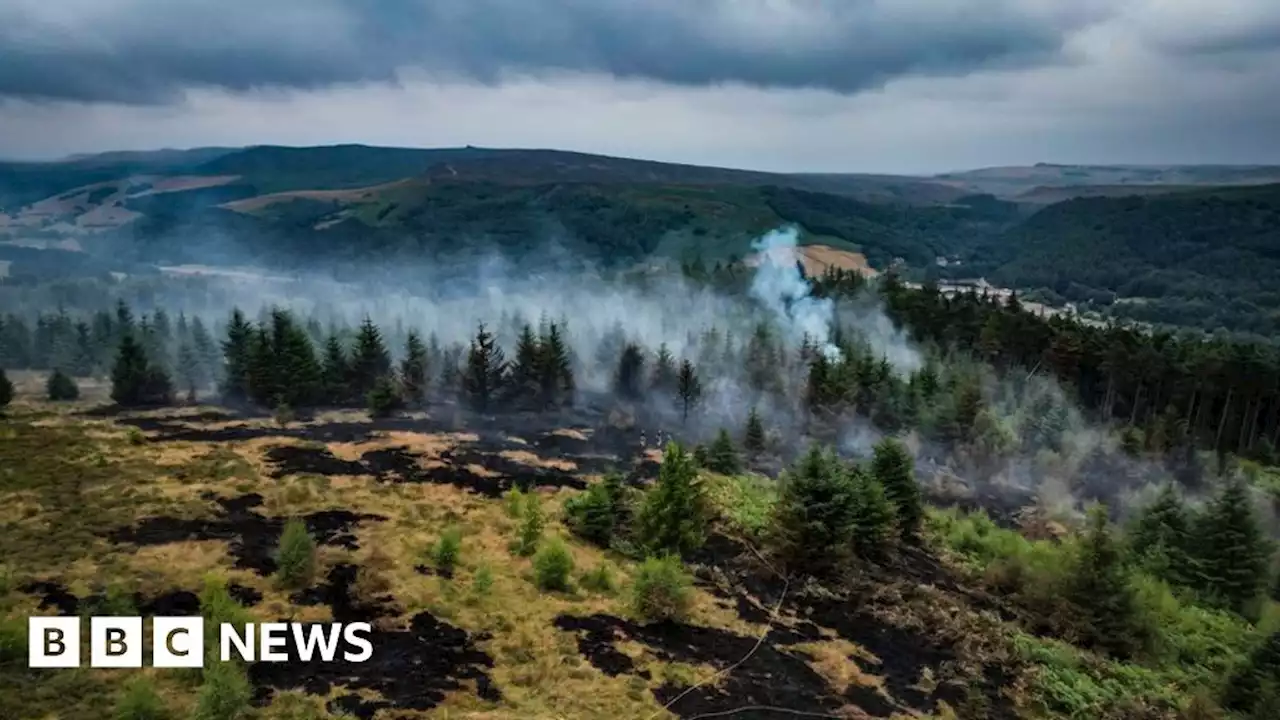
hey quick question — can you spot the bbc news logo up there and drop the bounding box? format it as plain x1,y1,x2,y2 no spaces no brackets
28,617,373,668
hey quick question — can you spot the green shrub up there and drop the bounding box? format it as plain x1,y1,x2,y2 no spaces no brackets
46,368,80,401
533,537,574,592
563,480,617,546
275,517,317,589
114,676,169,720
514,491,544,557
581,562,617,594
630,555,693,623
472,564,494,597
504,486,525,518
0,616,27,667
432,526,463,575
193,650,252,720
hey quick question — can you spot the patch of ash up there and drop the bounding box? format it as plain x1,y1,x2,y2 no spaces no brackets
555,613,885,719
263,445,367,478
104,493,386,575
251,566,499,718
18,582,261,616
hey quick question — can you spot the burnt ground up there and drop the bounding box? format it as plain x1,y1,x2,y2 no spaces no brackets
250,564,500,719
104,492,386,576
18,581,262,616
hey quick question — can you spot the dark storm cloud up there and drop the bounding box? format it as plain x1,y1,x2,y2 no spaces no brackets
0,0,1111,104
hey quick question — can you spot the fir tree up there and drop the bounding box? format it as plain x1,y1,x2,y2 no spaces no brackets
398,330,429,406
111,333,172,407
1191,476,1272,613
0,367,12,410
770,445,858,577
1222,629,1280,716
463,323,508,412
1068,505,1143,659
507,324,542,405
614,342,646,401
176,342,202,401
651,343,677,393
272,309,323,408
367,376,403,418
46,368,79,401
635,442,708,557
320,334,350,405
246,325,278,407
743,407,766,456
219,309,254,403
190,316,219,387
1128,484,1194,586
537,321,574,407
850,464,895,562
871,437,922,542
705,428,741,475
676,358,702,422
350,317,392,400
72,321,95,377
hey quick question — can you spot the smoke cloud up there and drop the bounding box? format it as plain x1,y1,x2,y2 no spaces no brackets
748,226,840,361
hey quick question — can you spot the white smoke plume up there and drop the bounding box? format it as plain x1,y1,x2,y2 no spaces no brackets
748,226,841,361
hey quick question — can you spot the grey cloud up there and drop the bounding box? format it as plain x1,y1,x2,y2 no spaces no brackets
0,0,1113,104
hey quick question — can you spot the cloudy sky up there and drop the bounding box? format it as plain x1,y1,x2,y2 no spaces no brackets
1,0,1278,174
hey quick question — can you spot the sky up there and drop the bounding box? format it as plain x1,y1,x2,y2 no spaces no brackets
1,0,1278,174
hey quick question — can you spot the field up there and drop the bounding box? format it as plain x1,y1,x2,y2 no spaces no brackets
0,372,1035,720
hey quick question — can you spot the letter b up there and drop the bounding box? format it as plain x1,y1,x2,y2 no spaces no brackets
28,617,81,668
91,617,142,667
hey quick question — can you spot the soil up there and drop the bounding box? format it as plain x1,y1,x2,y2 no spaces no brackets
105,492,386,575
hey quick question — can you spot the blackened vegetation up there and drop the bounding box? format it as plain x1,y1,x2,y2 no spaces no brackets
104,492,385,575
18,581,262,616
250,566,500,719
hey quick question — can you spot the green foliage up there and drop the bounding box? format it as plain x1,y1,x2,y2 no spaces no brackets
533,537,575,592
850,464,896,561
275,517,317,589
770,445,858,576
399,329,429,405
706,472,778,539
503,486,525,519
676,359,701,421
111,332,173,406
1067,506,1144,659
1128,484,1194,587
114,676,169,720
580,561,617,594
629,555,694,623
635,442,709,557
46,368,79,401
463,323,508,412
193,649,252,720
871,437,921,541
0,615,27,667
704,428,741,475
563,474,623,546
471,564,494,597
614,342,646,400
743,407,766,455
366,376,403,418
1222,630,1280,717
514,490,545,557
1189,475,1272,614
432,526,463,575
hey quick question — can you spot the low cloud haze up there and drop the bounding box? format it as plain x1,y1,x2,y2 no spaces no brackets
1,0,1278,171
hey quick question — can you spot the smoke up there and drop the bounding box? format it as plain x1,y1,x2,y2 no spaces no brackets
748,226,840,361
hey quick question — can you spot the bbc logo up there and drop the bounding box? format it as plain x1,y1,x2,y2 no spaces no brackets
28,616,373,668
29,617,205,668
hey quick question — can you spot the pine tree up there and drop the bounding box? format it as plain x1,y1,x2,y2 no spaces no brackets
507,324,542,405
463,323,508,412
537,321,574,408
320,334,350,405
176,342,202,401
1222,629,1280,716
219,309,254,402
1128,484,1194,586
72,321,94,377
614,342,646,401
850,464,895,561
635,442,709,557
246,325,278,407
871,437,922,542
272,310,322,408
367,376,403,419
190,316,219,387
398,330,429,406
112,333,172,407
744,407,766,456
651,343,677,393
676,359,702,422
0,367,12,410
705,428,741,475
770,445,858,577
1068,505,1143,659
46,368,79,401
350,317,392,400
1191,476,1272,613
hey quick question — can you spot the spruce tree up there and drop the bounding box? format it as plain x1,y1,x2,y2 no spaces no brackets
1222,629,1280,716
743,407,766,456
246,325,278,407
507,324,542,405
112,333,171,406
72,321,94,377
1191,476,1271,613
1068,505,1142,659
635,442,708,557
176,342,201,401
191,316,219,387
320,334,350,405
0,367,13,410
705,428,741,475
850,464,895,562
350,317,392,400
676,359,702,422
871,437,922,542
651,343,676,393
219,309,254,403
273,310,322,408
1128,484,1193,586
46,368,79,401
463,323,508,412
399,330,429,406
537,321,574,407
367,376,403,419
615,342,646,401
771,445,858,577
